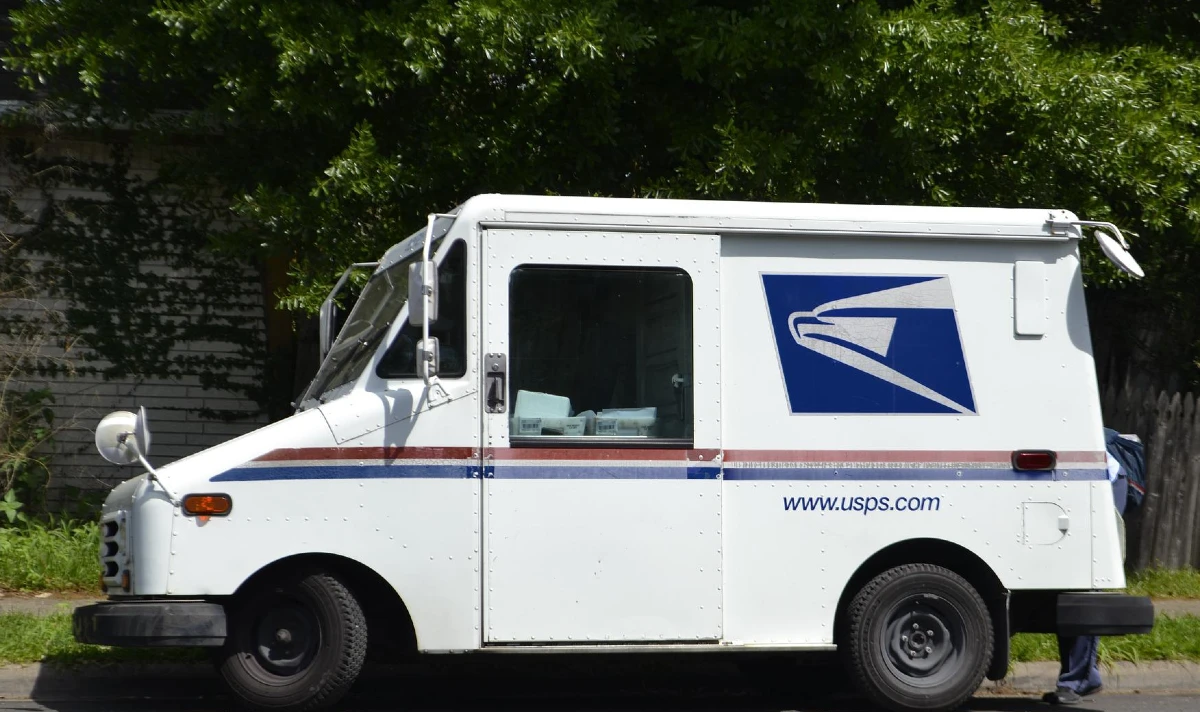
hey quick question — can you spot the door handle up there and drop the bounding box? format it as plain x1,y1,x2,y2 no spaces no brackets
485,353,507,414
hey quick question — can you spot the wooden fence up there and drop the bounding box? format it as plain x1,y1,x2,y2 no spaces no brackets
1101,377,1200,571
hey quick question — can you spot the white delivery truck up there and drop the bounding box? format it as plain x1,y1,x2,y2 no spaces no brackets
75,195,1154,712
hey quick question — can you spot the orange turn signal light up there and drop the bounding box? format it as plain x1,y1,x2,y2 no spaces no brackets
182,494,233,516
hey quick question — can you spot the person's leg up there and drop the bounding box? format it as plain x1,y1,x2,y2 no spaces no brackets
1048,466,1125,704
1046,635,1102,703
1058,635,1101,691
1082,635,1102,691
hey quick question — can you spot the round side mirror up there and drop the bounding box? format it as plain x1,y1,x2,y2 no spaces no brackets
95,411,139,465
1096,228,1145,279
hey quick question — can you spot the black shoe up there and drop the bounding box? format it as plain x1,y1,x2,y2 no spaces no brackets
1042,687,1083,705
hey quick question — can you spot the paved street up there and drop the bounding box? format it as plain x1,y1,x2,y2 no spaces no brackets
1,659,1197,712
3,652,1198,712
1,694,1198,712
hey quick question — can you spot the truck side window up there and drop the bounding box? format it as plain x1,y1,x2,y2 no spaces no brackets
509,266,693,441
377,240,467,379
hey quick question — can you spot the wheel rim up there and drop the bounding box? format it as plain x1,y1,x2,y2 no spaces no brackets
878,593,967,688
249,596,320,678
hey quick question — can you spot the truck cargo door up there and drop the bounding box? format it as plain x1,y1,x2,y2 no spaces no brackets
480,229,723,644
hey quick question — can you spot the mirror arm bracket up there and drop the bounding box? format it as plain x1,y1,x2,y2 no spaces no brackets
1046,216,1131,249
426,374,450,405
420,212,456,405
119,434,179,505
421,214,436,395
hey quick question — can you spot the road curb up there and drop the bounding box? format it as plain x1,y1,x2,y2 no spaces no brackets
1,660,1199,701
985,661,1200,695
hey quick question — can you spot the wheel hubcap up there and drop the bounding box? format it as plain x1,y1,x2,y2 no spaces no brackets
881,595,965,687
253,602,319,676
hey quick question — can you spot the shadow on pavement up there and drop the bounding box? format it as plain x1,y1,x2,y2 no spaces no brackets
967,700,1106,712
26,653,852,710
21,654,1130,712
363,654,865,710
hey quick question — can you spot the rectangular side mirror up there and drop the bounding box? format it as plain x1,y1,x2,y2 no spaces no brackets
408,260,439,326
417,337,440,380
318,299,334,359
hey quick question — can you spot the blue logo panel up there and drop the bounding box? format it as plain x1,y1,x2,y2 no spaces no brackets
761,274,976,415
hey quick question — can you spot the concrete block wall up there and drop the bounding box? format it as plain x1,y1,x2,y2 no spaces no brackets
1,138,270,509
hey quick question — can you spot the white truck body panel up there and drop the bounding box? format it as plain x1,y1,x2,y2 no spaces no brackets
98,195,1123,653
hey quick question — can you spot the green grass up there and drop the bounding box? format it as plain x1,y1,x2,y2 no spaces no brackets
1009,631,1060,663
1127,567,1200,599
1011,614,1200,664
0,611,204,665
0,521,100,592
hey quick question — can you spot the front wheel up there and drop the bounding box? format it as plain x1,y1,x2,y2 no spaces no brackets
218,571,367,711
844,564,992,712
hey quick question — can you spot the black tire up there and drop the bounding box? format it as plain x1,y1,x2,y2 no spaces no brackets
844,564,992,712
218,571,367,711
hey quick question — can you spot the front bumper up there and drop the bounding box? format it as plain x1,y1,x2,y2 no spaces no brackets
1057,593,1155,636
73,601,227,647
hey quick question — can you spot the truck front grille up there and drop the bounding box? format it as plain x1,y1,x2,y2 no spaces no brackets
99,511,128,593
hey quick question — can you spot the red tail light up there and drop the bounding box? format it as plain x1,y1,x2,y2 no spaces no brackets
1012,450,1056,471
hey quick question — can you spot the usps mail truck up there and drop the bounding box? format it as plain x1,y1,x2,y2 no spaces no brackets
74,195,1154,712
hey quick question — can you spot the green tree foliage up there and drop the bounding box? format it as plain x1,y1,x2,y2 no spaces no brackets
5,1,1200,379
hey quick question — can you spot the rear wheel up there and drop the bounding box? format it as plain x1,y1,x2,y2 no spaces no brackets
218,571,367,711
845,564,992,712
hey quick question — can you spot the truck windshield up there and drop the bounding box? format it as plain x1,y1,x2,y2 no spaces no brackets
300,250,421,405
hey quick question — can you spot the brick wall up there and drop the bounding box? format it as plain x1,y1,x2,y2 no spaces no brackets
1,137,270,509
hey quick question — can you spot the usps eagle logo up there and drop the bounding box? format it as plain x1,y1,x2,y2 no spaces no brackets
761,274,976,415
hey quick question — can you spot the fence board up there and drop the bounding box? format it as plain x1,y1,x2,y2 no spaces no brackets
1102,378,1200,571
1179,394,1199,567
1150,393,1177,566
1137,391,1171,568
1165,394,1191,567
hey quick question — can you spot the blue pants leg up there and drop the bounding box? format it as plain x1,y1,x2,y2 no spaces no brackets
1056,634,1102,692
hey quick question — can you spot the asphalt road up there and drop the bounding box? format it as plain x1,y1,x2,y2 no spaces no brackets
1,694,1199,712
3,657,1196,712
